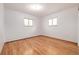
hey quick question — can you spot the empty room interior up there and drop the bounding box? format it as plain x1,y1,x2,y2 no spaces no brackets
0,3,79,55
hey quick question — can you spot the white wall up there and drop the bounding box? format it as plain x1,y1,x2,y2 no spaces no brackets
5,7,78,43
5,9,40,42
42,7,78,43
0,4,5,53
78,11,79,45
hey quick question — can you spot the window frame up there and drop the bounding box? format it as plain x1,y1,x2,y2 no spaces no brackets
24,18,33,27
48,17,58,26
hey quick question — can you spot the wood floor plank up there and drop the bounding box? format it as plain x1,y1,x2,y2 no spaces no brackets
1,35,78,55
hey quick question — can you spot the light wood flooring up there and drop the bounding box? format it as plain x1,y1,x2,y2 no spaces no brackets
1,35,78,55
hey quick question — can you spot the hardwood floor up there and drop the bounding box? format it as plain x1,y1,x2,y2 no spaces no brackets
1,35,78,55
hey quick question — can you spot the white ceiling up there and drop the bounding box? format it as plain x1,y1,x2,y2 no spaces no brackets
4,3,79,17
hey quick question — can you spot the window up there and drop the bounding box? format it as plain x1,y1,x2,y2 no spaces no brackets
49,19,53,26
49,17,57,26
24,18,33,26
